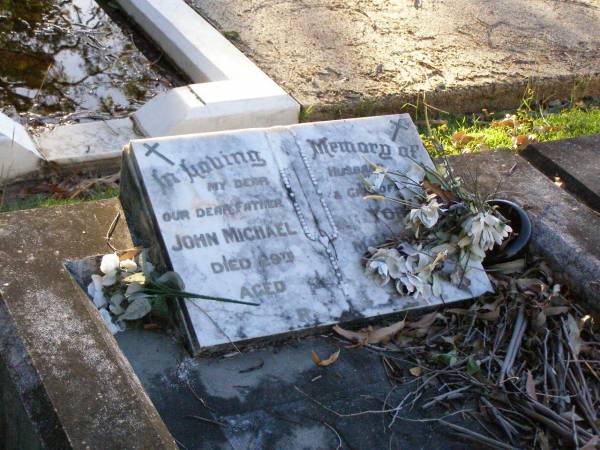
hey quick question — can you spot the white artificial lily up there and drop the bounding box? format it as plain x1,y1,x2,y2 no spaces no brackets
100,253,120,275
88,274,108,308
99,253,120,287
394,247,435,298
395,163,426,202
409,198,440,229
119,259,138,272
462,211,512,252
365,247,404,286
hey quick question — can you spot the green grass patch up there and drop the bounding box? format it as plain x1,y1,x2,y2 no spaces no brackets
418,99,600,158
0,186,119,213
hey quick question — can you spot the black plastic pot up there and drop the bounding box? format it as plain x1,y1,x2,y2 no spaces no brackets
483,199,532,266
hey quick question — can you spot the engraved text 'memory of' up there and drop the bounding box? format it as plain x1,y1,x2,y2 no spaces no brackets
307,138,420,160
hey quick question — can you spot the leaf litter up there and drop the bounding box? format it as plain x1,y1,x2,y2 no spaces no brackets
330,257,599,448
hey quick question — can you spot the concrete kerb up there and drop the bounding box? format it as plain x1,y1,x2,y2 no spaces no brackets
0,112,45,181
12,0,300,181
116,0,299,137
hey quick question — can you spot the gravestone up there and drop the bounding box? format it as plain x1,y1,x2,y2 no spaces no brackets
120,115,492,352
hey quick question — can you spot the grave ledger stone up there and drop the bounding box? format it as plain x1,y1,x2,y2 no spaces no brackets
120,115,492,352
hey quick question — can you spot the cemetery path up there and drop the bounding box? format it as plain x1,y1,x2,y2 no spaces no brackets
188,0,600,118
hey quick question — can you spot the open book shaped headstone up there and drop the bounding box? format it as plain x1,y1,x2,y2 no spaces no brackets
120,115,492,353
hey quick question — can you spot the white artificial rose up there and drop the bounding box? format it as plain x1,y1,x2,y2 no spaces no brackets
119,259,138,272
100,253,120,275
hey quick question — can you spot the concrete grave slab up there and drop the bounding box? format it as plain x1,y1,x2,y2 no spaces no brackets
522,134,600,212
120,115,492,352
0,200,177,449
187,0,600,118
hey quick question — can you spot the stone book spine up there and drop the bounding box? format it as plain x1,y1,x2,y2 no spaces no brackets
120,145,201,353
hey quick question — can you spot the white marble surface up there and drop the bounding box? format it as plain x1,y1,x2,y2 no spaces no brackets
0,111,43,180
126,115,492,350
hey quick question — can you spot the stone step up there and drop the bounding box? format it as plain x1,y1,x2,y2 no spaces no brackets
522,135,600,213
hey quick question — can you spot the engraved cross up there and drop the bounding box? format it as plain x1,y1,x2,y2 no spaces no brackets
143,143,175,166
388,117,409,143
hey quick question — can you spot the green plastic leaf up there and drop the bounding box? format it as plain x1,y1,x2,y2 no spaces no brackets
466,356,480,376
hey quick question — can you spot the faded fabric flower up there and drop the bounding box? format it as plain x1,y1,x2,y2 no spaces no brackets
87,274,107,308
99,253,120,287
462,211,512,252
393,244,435,298
100,253,119,275
119,259,138,272
408,198,440,229
365,247,404,286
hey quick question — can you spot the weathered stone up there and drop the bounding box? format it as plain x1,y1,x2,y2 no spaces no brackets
0,199,177,449
188,0,600,118
121,115,492,352
522,135,600,212
449,149,600,311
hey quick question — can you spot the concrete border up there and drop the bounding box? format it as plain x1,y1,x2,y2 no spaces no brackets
18,0,300,180
0,199,178,449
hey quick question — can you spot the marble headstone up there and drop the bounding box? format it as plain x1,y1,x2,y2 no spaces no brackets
120,115,492,352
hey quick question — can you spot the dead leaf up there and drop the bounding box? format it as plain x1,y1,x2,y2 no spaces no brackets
366,320,406,344
554,176,563,188
311,349,340,367
119,247,143,261
333,324,368,344
422,180,456,204
409,367,423,377
333,320,405,345
512,134,537,150
491,115,520,128
450,130,475,146
526,370,537,400
407,311,439,329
